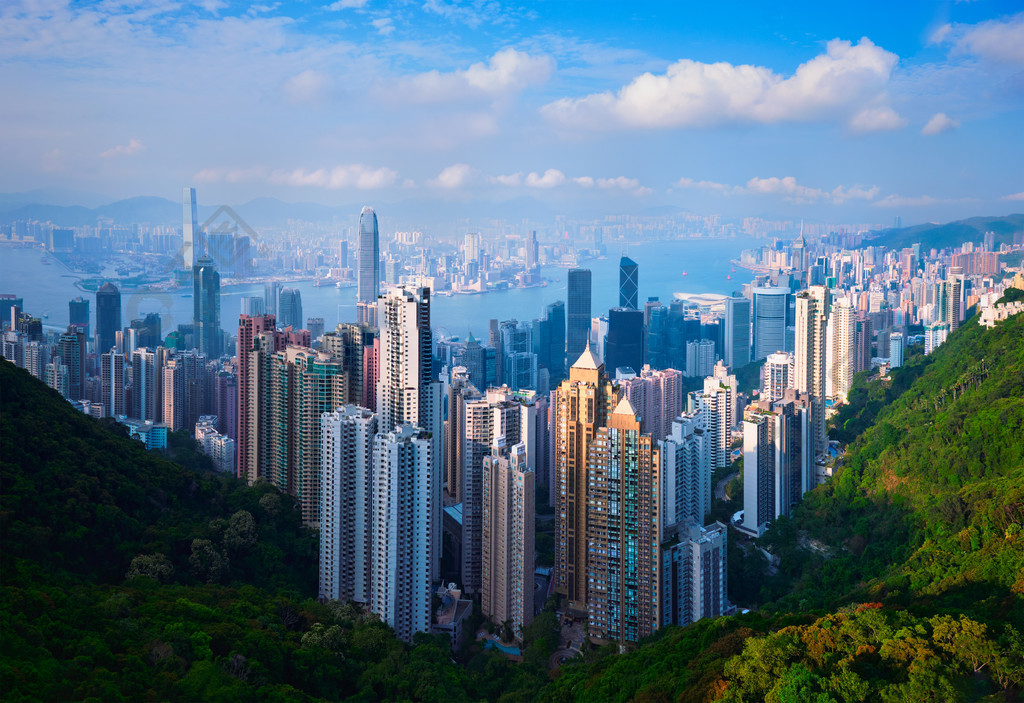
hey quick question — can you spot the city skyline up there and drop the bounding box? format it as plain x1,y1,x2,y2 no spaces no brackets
0,2,1021,223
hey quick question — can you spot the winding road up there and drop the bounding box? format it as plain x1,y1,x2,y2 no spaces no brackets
715,470,739,501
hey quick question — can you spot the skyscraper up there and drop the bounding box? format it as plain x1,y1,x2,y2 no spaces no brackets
129,313,162,350
370,425,435,642
525,230,538,271
264,282,281,317
661,522,728,628
604,307,644,375
56,327,86,400
794,286,830,460
500,319,537,392
376,285,442,580
740,391,812,537
240,296,264,317
751,287,789,360
537,301,566,383
619,256,639,310
193,256,221,359
248,344,345,525
320,405,377,604
461,387,530,594
95,282,121,354
183,187,201,269
481,440,535,638
724,296,751,368
826,298,856,403
889,332,904,368
278,288,303,330
566,268,592,367
357,206,380,327
659,413,711,532
101,350,126,418
131,347,164,421
377,286,441,435
689,377,734,470
554,343,618,611
237,313,278,479
68,297,89,337
763,352,795,402
585,397,660,643
617,365,683,443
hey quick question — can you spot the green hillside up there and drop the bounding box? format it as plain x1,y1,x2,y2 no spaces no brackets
864,214,1024,251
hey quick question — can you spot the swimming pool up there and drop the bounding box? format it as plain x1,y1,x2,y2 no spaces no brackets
484,639,522,656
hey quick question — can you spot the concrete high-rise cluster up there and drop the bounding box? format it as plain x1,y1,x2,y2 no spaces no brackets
547,344,729,643
740,390,813,537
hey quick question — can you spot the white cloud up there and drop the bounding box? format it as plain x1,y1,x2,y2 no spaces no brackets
597,176,639,190
847,105,906,133
284,69,328,103
541,38,899,130
371,17,393,35
525,169,566,188
677,175,879,204
873,194,941,208
100,138,144,158
746,176,827,203
394,48,553,103
267,165,398,189
326,0,368,9
921,112,960,136
676,177,734,193
934,13,1024,65
829,184,880,203
1002,192,1024,201
194,166,270,183
491,172,523,186
429,163,476,188
573,176,594,187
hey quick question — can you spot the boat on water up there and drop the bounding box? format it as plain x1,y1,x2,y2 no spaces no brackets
681,271,688,276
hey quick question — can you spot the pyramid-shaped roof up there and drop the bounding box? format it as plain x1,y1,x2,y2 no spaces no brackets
571,341,601,370
612,395,636,416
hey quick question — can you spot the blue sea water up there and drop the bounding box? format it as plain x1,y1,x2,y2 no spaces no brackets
1,236,760,341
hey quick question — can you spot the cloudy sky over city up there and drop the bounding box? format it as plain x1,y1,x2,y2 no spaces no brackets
1,0,1022,222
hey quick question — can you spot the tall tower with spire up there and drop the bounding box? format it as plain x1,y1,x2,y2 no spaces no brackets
357,206,380,327
791,220,807,272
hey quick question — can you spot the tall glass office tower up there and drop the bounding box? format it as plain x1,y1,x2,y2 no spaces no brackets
193,256,221,358
183,187,200,269
95,282,121,354
751,287,790,360
619,256,639,310
357,206,380,327
566,268,592,366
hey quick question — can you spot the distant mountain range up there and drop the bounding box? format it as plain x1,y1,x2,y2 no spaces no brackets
862,213,1024,251
0,192,694,230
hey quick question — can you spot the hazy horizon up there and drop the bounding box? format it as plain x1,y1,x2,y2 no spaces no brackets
1,1,1022,226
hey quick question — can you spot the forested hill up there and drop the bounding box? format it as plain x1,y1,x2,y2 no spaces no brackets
541,288,1024,702
862,213,1024,251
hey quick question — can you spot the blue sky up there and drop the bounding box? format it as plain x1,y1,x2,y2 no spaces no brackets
1,0,1022,224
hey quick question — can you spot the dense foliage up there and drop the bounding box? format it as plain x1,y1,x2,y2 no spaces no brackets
3,287,1024,700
